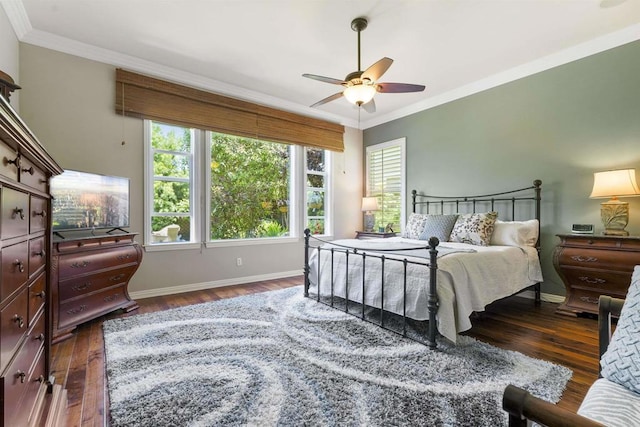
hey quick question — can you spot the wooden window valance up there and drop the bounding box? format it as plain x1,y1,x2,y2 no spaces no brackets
115,69,344,152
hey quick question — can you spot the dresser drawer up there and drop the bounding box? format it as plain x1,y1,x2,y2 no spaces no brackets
58,285,128,329
58,245,140,279
0,289,28,372
28,236,46,277
19,157,48,193
58,265,138,302
558,247,640,271
29,195,48,233
1,240,29,301
1,187,29,239
29,274,46,326
0,142,19,181
558,267,631,297
2,343,46,427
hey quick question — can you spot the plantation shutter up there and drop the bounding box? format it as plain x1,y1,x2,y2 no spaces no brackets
115,69,345,152
366,139,405,232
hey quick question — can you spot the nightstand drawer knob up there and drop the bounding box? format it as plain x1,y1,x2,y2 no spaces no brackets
571,255,598,262
578,276,606,284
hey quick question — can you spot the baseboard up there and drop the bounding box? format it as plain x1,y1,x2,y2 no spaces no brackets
518,289,565,304
129,270,303,300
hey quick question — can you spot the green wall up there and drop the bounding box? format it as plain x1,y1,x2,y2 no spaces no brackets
364,40,640,296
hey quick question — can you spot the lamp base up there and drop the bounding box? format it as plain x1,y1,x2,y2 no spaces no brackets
600,199,629,236
364,212,375,232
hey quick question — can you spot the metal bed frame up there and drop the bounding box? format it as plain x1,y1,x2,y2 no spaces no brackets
303,179,542,349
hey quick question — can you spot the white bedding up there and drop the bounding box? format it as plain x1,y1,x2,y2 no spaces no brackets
307,236,543,343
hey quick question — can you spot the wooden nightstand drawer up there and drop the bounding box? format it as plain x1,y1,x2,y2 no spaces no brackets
558,247,640,271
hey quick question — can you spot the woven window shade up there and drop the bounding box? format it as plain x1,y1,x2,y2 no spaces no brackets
115,69,344,152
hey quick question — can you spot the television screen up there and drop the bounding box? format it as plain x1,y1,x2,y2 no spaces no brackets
51,170,130,232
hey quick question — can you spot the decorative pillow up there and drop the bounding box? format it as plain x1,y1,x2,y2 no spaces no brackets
490,219,539,247
419,215,459,242
402,213,429,239
600,265,640,394
448,212,498,246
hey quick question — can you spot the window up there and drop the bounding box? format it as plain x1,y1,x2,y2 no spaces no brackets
305,148,330,235
366,138,406,232
208,133,291,239
145,120,331,248
145,121,200,246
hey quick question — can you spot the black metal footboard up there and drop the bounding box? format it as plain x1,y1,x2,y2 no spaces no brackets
303,229,441,349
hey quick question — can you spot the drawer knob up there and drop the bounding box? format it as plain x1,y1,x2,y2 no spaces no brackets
21,166,34,175
5,154,20,168
109,273,126,282
12,314,24,328
36,290,46,299
72,282,90,291
16,370,26,383
13,207,24,220
35,333,45,342
71,260,90,268
34,249,46,257
14,259,25,273
34,210,47,218
35,375,45,384
571,255,598,263
579,276,606,284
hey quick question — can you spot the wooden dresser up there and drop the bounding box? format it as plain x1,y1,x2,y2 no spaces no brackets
51,233,142,343
553,233,640,316
0,82,66,425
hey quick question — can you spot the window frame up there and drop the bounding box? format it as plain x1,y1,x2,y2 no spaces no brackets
304,147,333,237
144,120,332,250
365,137,407,233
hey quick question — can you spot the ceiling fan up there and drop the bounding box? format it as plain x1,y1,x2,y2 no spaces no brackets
303,17,425,113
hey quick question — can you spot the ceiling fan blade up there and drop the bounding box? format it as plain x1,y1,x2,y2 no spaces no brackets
376,82,426,93
310,92,344,108
302,74,346,85
361,57,393,82
361,98,376,113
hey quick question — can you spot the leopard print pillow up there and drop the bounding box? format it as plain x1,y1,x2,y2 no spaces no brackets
449,212,498,246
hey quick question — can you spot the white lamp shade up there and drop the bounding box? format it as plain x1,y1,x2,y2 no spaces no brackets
344,84,376,106
361,197,379,212
590,169,640,198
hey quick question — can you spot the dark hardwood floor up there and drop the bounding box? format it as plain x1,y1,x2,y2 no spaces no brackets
50,276,600,426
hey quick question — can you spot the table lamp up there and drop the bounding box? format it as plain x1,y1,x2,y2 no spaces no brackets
589,169,640,236
361,197,379,232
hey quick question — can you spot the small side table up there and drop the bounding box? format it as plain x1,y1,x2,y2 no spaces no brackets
355,231,397,240
553,233,640,316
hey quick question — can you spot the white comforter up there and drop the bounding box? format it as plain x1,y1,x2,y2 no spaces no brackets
307,237,543,343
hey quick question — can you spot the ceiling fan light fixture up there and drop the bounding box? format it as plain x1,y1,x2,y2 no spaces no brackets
343,84,376,106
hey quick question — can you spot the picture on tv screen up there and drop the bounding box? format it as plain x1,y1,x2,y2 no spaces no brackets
51,170,130,232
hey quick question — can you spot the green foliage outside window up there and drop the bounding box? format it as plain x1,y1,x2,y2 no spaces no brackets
209,133,290,239
151,123,192,236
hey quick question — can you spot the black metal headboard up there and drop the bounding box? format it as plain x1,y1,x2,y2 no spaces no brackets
412,179,541,221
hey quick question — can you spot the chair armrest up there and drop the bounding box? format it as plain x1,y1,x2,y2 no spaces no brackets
502,385,605,427
598,295,625,364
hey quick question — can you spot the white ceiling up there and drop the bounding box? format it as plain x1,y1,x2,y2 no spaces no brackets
3,0,640,129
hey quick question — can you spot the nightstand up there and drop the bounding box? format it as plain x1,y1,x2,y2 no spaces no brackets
553,233,640,316
355,231,397,239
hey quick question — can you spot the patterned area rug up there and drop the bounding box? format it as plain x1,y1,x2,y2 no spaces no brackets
103,286,572,426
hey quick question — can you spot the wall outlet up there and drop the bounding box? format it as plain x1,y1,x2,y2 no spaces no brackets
236,257,242,266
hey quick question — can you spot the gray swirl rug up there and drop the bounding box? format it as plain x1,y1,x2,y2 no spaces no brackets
103,286,572,426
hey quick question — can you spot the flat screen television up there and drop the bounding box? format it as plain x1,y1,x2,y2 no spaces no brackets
51,169,130,232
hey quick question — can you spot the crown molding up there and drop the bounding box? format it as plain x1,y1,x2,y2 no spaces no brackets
361,22,640,129
0,1,31,39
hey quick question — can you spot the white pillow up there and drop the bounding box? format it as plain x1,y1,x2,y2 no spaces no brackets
490,219,539,247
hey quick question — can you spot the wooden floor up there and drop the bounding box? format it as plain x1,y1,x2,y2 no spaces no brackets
50,276,600,426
